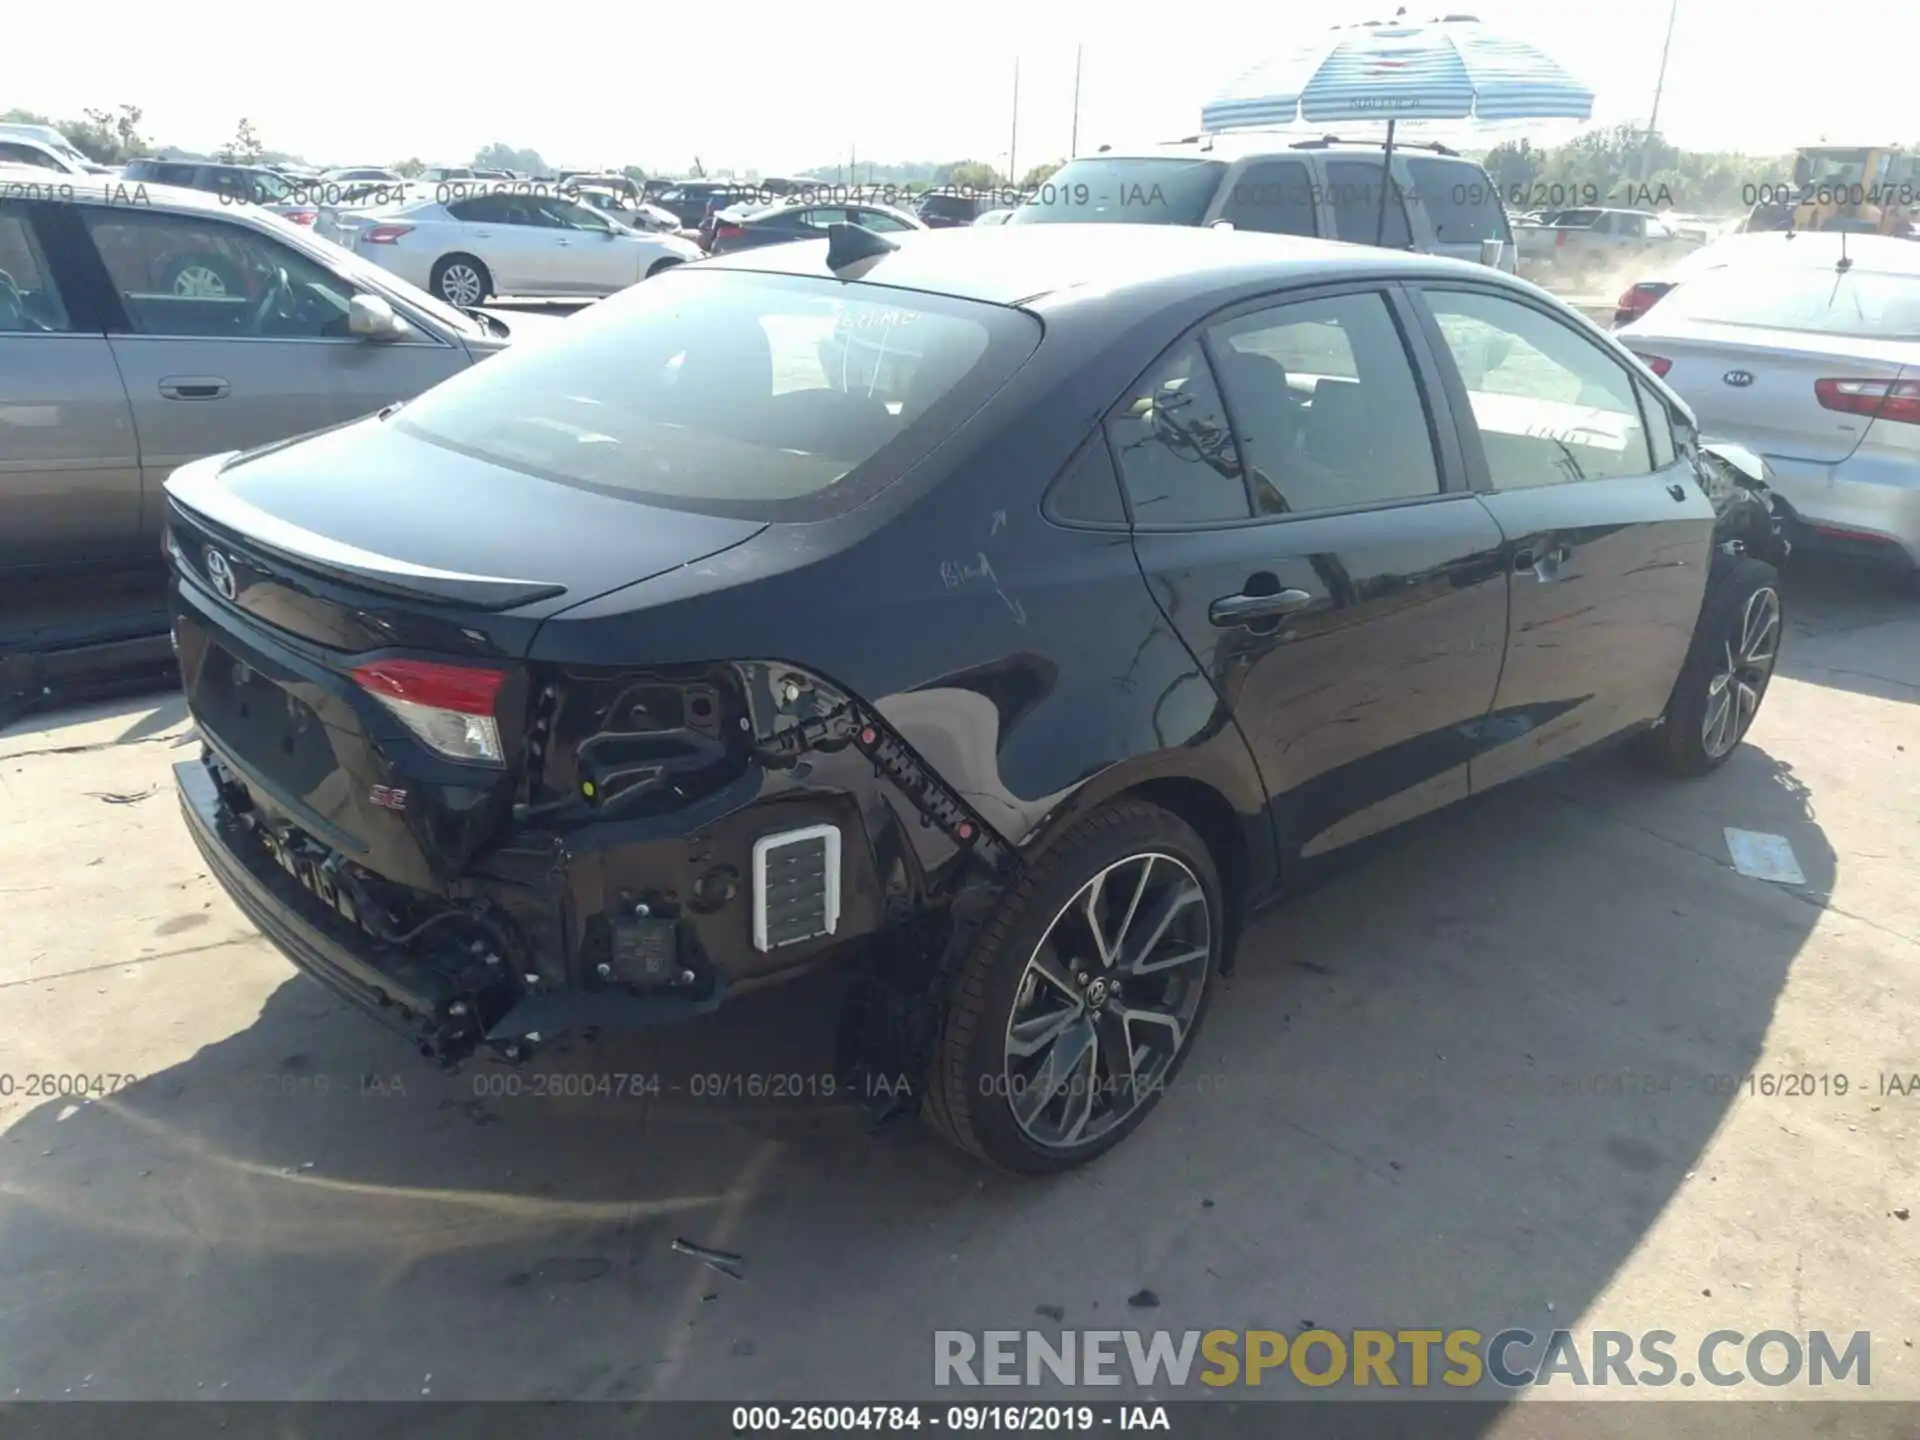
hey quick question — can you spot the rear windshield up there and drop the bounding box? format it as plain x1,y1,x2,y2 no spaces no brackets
1404,158,1511,244
1658,264,1920,340
391,268,1040,520
1006,157,1228,226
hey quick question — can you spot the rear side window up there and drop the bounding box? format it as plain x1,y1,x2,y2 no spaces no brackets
1327,160,1411,248
0,142,62,171
1405,159,1511,244
1209,292,1440,514
392,268,1039,521
1106,342,1248,524
1218,160,1317,237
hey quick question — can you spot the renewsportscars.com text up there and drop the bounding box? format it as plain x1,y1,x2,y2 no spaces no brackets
933,1328,1871,1390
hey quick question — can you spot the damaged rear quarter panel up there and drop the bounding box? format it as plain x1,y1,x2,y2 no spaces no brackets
524,308,1274,887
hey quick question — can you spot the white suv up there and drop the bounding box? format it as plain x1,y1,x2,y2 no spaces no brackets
1007,136,1517,271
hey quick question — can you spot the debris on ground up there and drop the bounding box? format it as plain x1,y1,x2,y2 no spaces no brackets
672,1237,745,1281
1036,1304,1066,1322
85,786,158,805
1127,1289,1159,1309
1724,828,1807,885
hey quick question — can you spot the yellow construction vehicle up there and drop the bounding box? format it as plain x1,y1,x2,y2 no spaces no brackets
1743,144,1918,236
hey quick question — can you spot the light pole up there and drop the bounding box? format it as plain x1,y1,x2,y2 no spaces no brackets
1071,44,1083,158
1009,56,1020,185
1641,0,1679,180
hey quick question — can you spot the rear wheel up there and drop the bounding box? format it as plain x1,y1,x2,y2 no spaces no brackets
921,801,1222,1174
431,254,491,307
1637,557,1782,775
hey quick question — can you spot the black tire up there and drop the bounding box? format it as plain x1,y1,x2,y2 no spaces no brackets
1636,556,1783,776
921,800,1224,1174
430,254,492,307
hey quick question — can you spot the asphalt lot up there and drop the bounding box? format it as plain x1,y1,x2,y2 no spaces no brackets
0,558,1915,1426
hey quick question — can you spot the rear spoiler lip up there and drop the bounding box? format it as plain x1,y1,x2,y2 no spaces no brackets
164,456,567,612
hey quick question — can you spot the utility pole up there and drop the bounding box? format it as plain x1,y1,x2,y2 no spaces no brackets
1641,0,1679,180
1009,57,1020,185
1071,45,1083,158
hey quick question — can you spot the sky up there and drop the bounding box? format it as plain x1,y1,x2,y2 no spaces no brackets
11,0,1917,174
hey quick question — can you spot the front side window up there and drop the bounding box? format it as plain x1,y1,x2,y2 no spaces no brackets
1424,288,1653,488
0,205,73,331
1106,342,1249,524
391,268,1037,520
1209,291,1440,515
80,208,360,339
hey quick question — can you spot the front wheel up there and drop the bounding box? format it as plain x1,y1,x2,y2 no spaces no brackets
1637,556,1783,775
921,801,1222,1174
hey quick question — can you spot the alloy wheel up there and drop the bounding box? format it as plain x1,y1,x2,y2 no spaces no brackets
439,264,483,305
1002,852,1211,1151
1702,586,1780,758
172,265,228,297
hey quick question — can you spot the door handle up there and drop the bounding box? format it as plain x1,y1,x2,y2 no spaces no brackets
472,230,493,238
1208,588,1313,627
1667,482,1688,502
158,377,230,401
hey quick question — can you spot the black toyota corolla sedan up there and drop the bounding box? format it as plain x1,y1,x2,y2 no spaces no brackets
164,222,1787,1173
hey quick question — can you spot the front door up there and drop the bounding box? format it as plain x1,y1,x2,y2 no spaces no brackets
1411,284,1715,792
0,201,142,568
70,204,468,517
1120,284,1510,864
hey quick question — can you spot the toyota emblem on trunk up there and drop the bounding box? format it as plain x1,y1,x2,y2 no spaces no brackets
1723,370,1755,388
205,550,237,600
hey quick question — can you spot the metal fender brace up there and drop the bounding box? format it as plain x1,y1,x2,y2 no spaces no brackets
755,700,1018,1125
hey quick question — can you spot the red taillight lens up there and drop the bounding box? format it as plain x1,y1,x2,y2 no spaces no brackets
359,224,413,245
1556,230,1566,247
1638,354,1674,378
715,223,744,240
283,209,318,226
1814,377,1920,425
352,659,507,766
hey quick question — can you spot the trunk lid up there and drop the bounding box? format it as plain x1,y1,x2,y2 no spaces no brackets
1617,318,1912,464
165,415,766,657
164,417,764,891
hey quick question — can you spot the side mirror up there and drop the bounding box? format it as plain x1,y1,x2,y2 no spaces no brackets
348,293,412,341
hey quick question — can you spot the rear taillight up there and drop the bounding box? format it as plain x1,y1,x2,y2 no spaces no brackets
358,224,414,245
283,210,318,226
715,223,744,240
1637,354,1674,378
352,659,506,766
1814,377,1920,425
1556,230,1566,247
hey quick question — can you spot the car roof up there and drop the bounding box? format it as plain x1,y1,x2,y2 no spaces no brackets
697,221,1513,308
1072,137,1484,166
0,164,237,212
1680,230,1920,276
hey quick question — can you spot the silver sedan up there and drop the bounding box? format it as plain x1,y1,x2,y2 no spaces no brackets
1618,234,1920,580
341,190,703,304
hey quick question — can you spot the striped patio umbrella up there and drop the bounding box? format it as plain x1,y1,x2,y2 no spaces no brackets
1201,12,1594,242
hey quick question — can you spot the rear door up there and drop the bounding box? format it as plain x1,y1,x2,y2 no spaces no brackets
1411,284,1714,791
0,201,143,567
1214,159,1319,237
529,196,636,294
1325,158,1412,251
442,195,544,294
1120,283,1509,863
74,204,470,498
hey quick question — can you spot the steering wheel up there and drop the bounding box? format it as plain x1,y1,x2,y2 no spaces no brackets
249,265,294,334
0,269,28,331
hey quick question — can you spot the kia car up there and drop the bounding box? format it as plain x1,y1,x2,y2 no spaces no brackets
165,223,1787,1174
